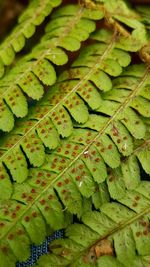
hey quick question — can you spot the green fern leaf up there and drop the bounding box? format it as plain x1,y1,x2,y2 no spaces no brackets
0,59,149,266
0,31,133,182
109,64,150,118
91,28,146,53
0,4,102,132
0,45,149,185
0,0,62,77
40,184,150,267
0,0,148,133
0,3,149,267
0,2,150,265
89,0,147,52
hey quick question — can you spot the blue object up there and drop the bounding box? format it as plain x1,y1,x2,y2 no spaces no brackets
16,230,64,267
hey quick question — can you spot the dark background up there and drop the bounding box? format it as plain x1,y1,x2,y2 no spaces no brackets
0,0,150,41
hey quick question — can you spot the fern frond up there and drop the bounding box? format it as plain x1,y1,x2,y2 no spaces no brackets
89,0,150,64
0,60,149,266
87,0,147,52
0,0,148,133
0,4,103,132
0,0,62,78
0,30,133,182
34,181,150,267
91,138,150,209
73,65,149,147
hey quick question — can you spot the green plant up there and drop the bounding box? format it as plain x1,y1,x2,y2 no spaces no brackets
0,4,103,131
0,1,149,267
0,0,62,77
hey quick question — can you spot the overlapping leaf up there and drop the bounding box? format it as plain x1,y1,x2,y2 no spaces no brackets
38,185,150,267
0,61,149,266
0,29,132,183
0,0,149,133
0,4,103,132
89,0,147,52
0,0,62,78
0,1,150,266
34,131,150,267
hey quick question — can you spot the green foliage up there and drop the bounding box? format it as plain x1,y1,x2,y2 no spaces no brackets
90,0,147,51
0,0,150,267
0,30,133,183
0,4,102,132
39,190,150,267
0,59,149,265
0,0,62,77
